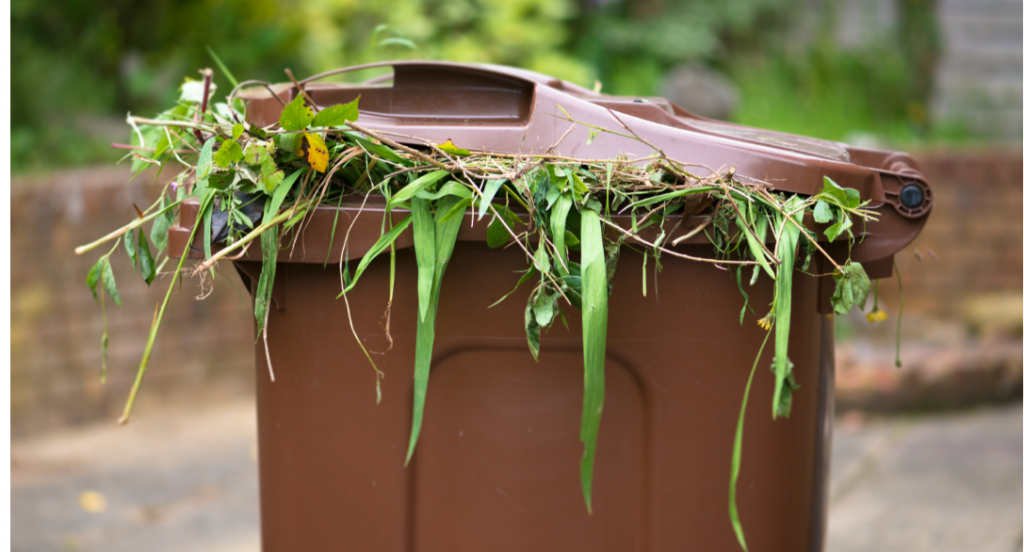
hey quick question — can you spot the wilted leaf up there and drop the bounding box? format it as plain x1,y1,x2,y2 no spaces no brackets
151,210,172,254
436,139,470,157
278,95,315,131
86,257,103,302
296,133,329,173
136,227,156,285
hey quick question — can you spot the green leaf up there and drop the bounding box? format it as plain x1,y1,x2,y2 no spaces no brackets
489,267,535,308
628,186,715,210
124,228,137,268
525,303,541,361
414,180,472,201
812,200,833,224
261,169,285,194
312,98,360,128
737,207,776,280
388,170,449,209
533,291,556,327
377,36,418,49
436,197,471,224
206,46,239,89
151,210,172,254
196,138,216,181
550,195,572,276
824,215,852,242
214,139,243,168
336,217,413,297
486,204,513,248
278,95,315,131
410,198,437,322
86,257,103,302
243,143,269,166
232,124,243,140
100,258,122,306
406,196,468,466
533,240,551,274
848,262,870,309
579,208,608,514
268,169,305,218
844,187,861,208
729,330,773,552
771,197,803,419
476,179,506,221
254,197,279,339
136,227,156,285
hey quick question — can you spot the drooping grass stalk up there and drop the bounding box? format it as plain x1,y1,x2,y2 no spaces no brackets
118,194,213,425
729,329,773,552
405,195,468,466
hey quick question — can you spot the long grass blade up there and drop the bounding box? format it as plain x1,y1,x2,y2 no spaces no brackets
579,208,608,513
335,216,412,297
254,197,280,339
729,329,773,552
410,198,436,322
550,194,572,276
406,195,468,466
771,198,803,418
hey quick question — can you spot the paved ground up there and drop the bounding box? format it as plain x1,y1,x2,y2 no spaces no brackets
12,399,1022,551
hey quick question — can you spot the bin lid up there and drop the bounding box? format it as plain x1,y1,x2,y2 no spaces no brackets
239,60,932,265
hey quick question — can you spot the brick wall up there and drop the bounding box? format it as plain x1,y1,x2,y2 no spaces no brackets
11,149,1021,434
11,168,255,437
877,148,1023,316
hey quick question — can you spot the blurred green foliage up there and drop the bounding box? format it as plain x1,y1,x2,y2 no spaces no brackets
12,0,954,174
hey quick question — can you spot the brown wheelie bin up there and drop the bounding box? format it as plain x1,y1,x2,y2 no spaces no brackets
169,61,931,551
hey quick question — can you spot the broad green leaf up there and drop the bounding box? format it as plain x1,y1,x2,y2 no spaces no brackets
550,195,572,276
415,180,472,201
151,210,172,254
844,187,861,208
125,229,137,268
848,262,870,309
812,200,833,224
243,143,269,166
261,169,284,194
136,227,156,285
214,139,243,168
311,98,360,128
486,204,513,248
410,198,436,322
533,291,555,327
533,240,551,274
232,124,243,140
388,170,449,209
86,257,103,302
196,138,216,181
436,197,471,223
100,258,122,306
278,95,315,131
477,179,507,221
579,208,608,514
771,197,803,419
406,196,468,466
268,169,306,218
824,214,852,242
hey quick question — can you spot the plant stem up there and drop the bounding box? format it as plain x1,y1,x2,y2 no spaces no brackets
118,194,212,425
194,198,315,272
75,200,184,255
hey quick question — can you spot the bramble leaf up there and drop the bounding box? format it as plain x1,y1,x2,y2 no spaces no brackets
311,98,359,128
296,132,329,173
279,96,315,131
214,139,243,168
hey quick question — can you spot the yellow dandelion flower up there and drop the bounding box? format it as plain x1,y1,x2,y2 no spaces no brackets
865,309,888,323
757,315,773,330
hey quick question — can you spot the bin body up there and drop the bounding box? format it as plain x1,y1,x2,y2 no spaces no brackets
231,236,834,552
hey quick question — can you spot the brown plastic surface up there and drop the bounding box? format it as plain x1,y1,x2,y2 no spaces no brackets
165,61,933,551
241,60,931,265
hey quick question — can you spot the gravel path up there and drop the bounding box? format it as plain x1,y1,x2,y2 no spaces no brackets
12,399,1022,551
